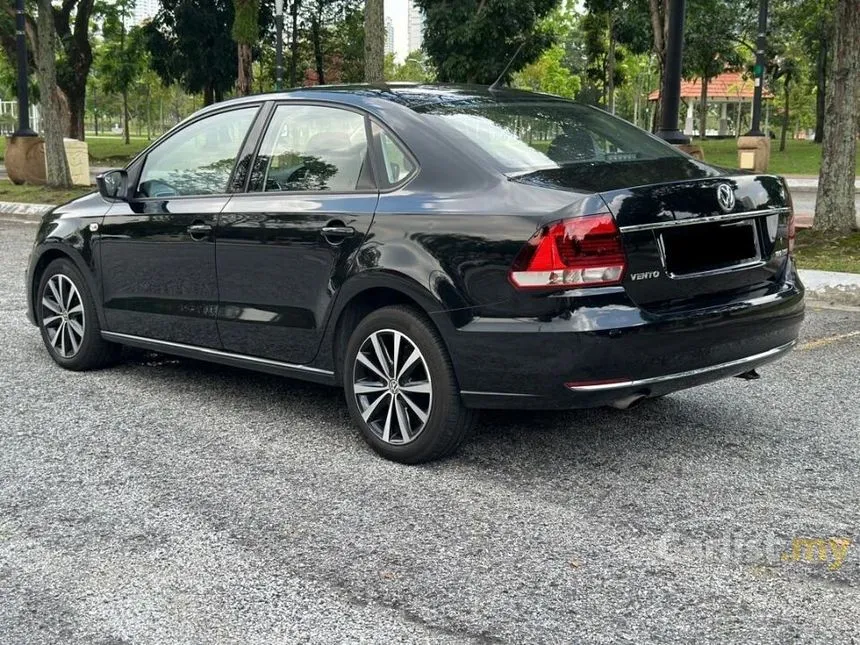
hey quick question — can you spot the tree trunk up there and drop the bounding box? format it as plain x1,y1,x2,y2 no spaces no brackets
606,15,616,114
699,75,708,139
814,0,859,233
364,0,384,83
648,0,668,131
779,77,790,152
312,14,325,85
203,84,215,106
122,89,130,145
237,42,253,95
289,1,300,87
52,0,95,141
36,0,71,187
814,40,827,143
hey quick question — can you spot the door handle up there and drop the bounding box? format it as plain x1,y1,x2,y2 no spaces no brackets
321,225,355,237
187,223,212,240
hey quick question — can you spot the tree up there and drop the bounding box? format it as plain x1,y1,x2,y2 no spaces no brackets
813,0,859,232
0,0,94,139
513,45,580,97
36,0,71,187
684,0,743,139
98,0,144,144
364,0,383,82
415,0,560,85
233,0,260,95
144,0,237,105
53,0,97,140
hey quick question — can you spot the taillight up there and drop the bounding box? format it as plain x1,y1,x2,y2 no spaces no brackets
509,214,627,289
787,211,796,255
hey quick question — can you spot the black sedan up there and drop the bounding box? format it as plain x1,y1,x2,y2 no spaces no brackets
25,84,804,463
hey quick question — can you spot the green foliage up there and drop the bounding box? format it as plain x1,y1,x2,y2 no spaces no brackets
97,1,145,97
143,0,238,104
683,0,744,82
385,50,434,83
233,0,261,45
414,0,562,84
513,45,580,97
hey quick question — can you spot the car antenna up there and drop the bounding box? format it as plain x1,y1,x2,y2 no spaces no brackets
489,40,527,92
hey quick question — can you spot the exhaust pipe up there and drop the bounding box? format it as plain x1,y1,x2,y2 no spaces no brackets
609,393,648,410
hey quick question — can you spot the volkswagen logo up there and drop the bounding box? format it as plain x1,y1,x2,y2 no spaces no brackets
716,184,736,212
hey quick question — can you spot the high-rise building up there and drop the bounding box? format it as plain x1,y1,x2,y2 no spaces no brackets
385,17,395,55
406,0,425,54
129,0,159,26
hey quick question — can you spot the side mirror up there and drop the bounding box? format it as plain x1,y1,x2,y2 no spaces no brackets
96,169,129,202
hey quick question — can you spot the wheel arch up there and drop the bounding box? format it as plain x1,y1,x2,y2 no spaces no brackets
30,244,106,329
320,272,460,386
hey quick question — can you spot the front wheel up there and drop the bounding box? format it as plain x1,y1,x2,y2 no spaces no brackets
37,258,121,371
343,306,476,464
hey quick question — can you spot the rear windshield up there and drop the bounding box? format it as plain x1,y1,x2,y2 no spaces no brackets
413,99,687,173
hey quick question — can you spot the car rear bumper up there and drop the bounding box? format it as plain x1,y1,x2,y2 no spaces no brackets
445,276,804,410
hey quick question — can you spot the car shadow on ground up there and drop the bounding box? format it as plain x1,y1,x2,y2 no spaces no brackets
120,349,766,483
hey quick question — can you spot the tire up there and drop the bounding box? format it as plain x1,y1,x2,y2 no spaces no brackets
36,258,122,371
343,305,476,464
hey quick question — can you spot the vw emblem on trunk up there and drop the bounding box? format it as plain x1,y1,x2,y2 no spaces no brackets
717,184,736,212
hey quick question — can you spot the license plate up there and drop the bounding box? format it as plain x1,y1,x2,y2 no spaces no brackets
661,220,760,276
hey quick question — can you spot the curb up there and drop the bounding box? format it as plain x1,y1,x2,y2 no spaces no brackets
0,201,54,221
798,269,860,308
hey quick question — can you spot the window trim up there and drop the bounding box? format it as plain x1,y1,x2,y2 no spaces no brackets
241,100,380,197
127,103,263,202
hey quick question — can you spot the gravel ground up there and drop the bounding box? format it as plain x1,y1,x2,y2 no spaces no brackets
1,219,859,644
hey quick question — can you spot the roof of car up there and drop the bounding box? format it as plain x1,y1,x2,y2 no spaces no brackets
200,83,569,115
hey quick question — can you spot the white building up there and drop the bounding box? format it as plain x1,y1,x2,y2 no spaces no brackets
129,0,159,26
406,0,424,54
385,17,395,55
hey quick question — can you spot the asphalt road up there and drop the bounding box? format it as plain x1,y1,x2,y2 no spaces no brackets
1,219,859,644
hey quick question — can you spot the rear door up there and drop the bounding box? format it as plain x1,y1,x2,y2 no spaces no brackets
100,105,260,347
215,102,380,364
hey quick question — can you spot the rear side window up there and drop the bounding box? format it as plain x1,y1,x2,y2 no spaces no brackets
137,106,258,198
414,100,687,173
249,104,372,193
372,123,416,187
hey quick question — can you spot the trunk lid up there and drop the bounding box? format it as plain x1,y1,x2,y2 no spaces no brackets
511,161,792,311
601,173,792,310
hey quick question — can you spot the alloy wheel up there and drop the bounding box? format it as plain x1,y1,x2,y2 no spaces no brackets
352,329,433,445
41,274,85,359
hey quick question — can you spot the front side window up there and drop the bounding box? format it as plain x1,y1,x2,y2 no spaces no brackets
137,107,258,198
249,104,371,193
414,100,689,173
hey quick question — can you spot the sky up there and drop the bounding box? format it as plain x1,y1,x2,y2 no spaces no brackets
384,0,410,63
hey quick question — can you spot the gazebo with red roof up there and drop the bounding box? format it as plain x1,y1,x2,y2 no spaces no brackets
648,71,774,137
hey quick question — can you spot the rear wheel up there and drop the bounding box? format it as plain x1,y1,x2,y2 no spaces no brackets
343,305,476,463
37,258,121,371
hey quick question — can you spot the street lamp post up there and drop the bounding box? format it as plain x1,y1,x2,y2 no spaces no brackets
275,0,284,90
655,0,689,144
747,0,768,136
13,0,35,137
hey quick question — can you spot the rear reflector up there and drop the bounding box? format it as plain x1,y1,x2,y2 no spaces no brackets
510,214,627,289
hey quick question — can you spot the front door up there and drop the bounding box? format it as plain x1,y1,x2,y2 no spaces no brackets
100,105,260,347
216,103,380,364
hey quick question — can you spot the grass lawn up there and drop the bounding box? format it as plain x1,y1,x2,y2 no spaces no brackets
698,138,860,176
794,229,860,274
0,180,93,205
0,135,151,166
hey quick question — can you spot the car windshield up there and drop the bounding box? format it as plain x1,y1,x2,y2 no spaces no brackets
414,99,687,173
